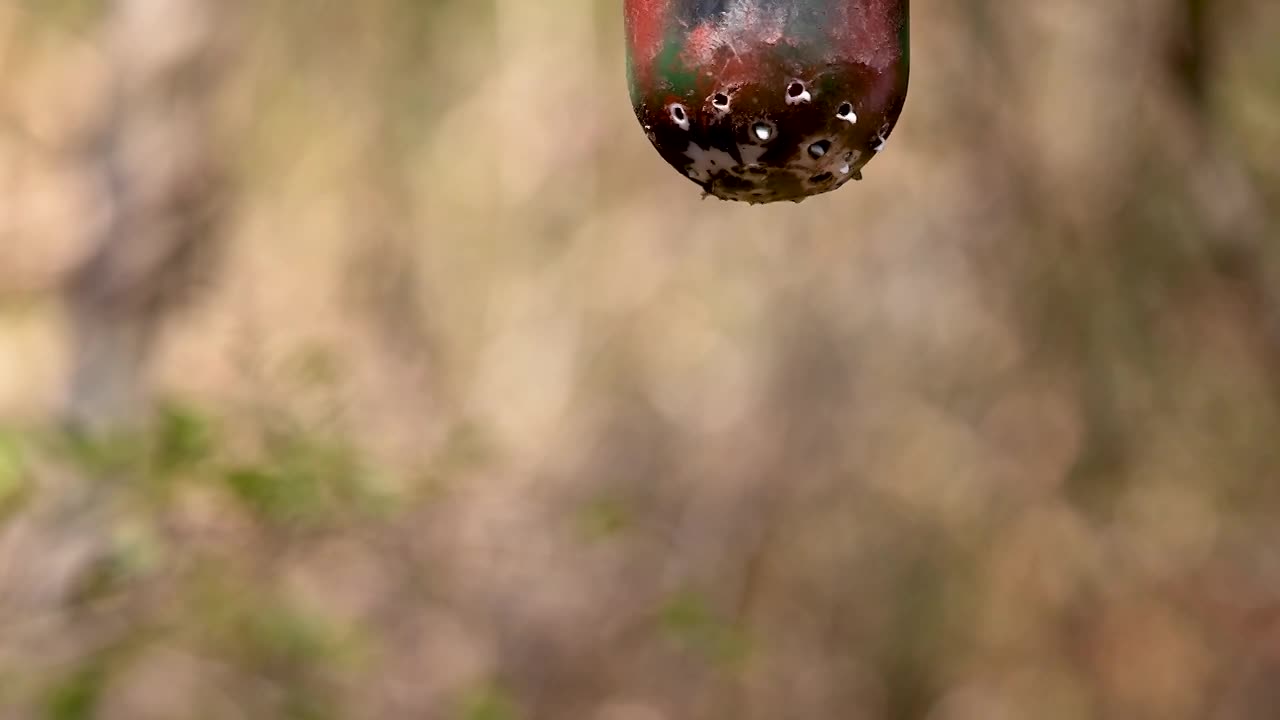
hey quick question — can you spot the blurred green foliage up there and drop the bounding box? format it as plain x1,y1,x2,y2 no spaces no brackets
0,430,28,520
660,590,752,669
459,684,521,720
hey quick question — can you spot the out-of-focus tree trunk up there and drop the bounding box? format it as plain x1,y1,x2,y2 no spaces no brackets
1168,0,1210,107
63,0,235,434
1164,0,1275,308
0,0,236,619
1168,0,1254,219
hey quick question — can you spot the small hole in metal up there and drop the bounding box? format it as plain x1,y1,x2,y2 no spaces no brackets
669,103,691,130
713,93,730,108
788,82,805,98
808,140,831,159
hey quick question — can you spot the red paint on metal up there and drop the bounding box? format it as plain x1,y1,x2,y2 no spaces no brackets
624,0,672,66
682,22,719,67
678,7,791,75
828,0,906,70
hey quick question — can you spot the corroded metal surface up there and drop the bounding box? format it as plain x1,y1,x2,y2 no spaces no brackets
625,0,909,203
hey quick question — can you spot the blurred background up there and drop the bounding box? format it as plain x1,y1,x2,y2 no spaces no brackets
2,0,1280,718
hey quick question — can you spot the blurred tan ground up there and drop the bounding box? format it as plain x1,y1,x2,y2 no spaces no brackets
2,1,1280,718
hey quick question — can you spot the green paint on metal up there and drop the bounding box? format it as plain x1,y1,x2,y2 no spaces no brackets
784,7,831,52
899,7,912,69
652,28,700,95
625,44,641,106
